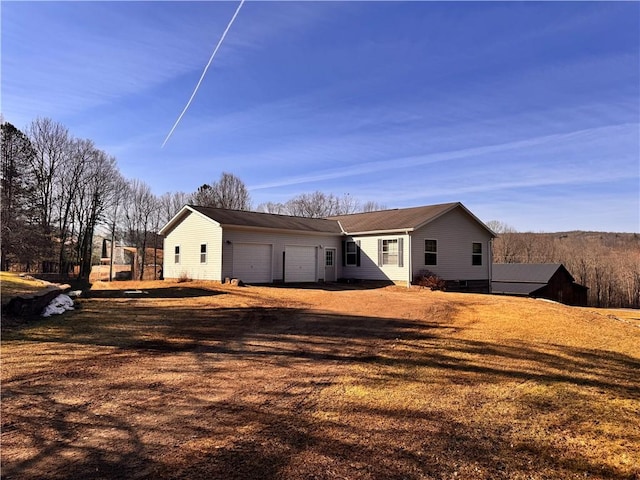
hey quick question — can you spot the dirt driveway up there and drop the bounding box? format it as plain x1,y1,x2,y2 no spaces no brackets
2,281,639,480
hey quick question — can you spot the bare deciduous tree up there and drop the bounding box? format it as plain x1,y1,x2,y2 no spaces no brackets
214,172,251,210
361,200,388,213
158,191,190,224
75,152,119,280
256,201,288,215
123,180,157,280
26,117,70,232
190,172,251,211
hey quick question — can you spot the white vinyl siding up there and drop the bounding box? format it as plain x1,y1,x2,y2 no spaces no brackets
411,207,492,281
162,210,222,280
221,229,341,282
342,234,409,282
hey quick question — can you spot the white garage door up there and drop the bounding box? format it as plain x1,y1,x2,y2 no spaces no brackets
232,243,272,284
285,245,317,283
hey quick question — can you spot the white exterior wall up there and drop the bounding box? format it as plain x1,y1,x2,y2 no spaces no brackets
162,211,223,280
411,207,492,281
221,229,342,282
341,233,410,282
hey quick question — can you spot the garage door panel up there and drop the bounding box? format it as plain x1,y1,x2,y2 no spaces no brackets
232,243,272,284
285,246,317,283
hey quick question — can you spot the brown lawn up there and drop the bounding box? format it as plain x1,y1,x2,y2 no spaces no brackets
0,272,53,303
1,279,639,480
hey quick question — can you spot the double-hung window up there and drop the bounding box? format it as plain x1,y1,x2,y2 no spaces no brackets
346,241,358,266
425,239,437,265
174,245,180,264
382,239,398,265
200,244,207,263
472,242,482,266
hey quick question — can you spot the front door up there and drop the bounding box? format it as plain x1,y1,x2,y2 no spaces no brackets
324,248,336,282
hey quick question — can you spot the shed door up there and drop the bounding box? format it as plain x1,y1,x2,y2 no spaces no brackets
232,243,272,284
284,245,317,283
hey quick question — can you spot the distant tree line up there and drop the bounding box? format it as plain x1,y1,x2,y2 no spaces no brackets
256,193,386,218
1,117,386,281
488,221,640,309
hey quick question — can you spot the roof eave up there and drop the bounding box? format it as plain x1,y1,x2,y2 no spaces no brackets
222,224,342,236
346,228,415,236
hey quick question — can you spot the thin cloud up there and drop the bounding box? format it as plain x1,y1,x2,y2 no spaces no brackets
248,123,638,191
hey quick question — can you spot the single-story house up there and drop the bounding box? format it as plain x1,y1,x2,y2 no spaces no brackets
159,202,496,291
492,263,588,306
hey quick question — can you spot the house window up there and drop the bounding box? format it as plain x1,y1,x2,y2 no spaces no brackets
174,245,180,264
472,242,482,266
382,239,398,265
425,239,437,265
200,243,207,263
346,241,358,266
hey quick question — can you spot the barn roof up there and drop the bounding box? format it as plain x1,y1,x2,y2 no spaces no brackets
491,281,547,296
491,263,570,283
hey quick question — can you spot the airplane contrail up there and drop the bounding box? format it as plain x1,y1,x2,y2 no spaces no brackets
162,0,245,148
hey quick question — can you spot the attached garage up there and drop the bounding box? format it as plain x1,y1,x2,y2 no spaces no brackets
232,243,272,284
284,245,317,283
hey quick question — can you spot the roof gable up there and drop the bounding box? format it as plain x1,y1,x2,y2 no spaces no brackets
328,202,495,236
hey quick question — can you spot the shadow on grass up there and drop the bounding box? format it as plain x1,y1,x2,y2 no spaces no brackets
85,286,226,299
2,296,639,480
262,280,396,291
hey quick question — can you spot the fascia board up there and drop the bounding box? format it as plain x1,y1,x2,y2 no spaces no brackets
158,205,221,235
222,224,342,237
345,228,414,236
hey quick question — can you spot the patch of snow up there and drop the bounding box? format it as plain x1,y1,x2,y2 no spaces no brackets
41,294,75,317
68,290,82,298
124,290,149,295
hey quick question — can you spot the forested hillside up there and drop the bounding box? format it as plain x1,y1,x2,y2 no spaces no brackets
491,228,639,308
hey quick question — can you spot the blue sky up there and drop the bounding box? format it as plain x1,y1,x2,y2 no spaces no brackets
2,1,639,232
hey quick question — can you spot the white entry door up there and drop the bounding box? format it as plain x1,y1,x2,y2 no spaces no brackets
324,248,336,282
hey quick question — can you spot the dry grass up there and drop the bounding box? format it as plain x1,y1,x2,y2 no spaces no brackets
0,272,51,303
2,280,639,480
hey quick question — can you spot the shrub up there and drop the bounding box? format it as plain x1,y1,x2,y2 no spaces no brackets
177,272,192,283
413,270,446,291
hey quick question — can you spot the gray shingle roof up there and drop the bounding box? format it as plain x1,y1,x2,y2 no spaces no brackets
189,205,343,234
328,202,462,233
491,263,565,283
491,281,547,296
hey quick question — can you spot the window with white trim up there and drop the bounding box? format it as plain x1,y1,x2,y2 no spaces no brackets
382,239,398,265
200,243,207,263
472,242,482,266
425,239,437,265
174,245,180,264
